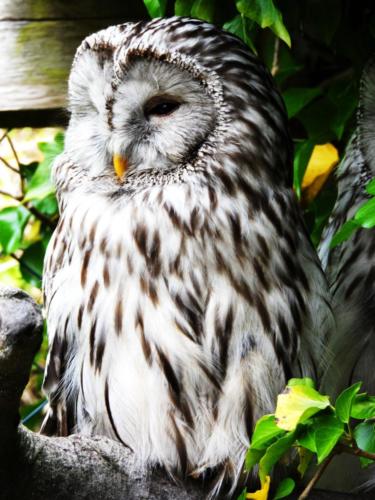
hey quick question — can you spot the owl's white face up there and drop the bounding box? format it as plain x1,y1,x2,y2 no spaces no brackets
65,50,217,181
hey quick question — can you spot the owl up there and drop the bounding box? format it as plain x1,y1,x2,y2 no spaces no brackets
319,59,375,397
42,17,333,496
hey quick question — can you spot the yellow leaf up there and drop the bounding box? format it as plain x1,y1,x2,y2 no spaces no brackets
247,475,270,500
275,385,330,431
301,143,339,204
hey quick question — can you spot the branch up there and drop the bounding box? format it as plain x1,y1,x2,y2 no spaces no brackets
0,155,19,174
336,443,375,462
10,254,42,281
0,190,22,201
271,37,280,77
298,452,336,500
27,205,57,228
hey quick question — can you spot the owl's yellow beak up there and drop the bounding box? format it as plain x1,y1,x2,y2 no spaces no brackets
113,154,128,180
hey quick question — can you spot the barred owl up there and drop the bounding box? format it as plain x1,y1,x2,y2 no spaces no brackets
42,17,332,495
320,60,375,397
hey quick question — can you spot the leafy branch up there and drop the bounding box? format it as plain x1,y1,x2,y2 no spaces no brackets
0,131,63,288
240,379,375,499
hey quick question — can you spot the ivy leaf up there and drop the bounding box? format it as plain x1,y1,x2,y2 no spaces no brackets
259,432,296,483
251,414,286,450
273,477,295,499
335,382,362,423
297,447,314,477
245,447,266,471
293,140,314,199
307,178,338,247
237,488,247,500
236,0,291,47
19,240,46,287
282,87,322,118
24,133,64,202
191,0,215,22
32,194,58,217
19,162,39,183
287,378,315,389
354,197,375,228
143,0,167,18
0,205,30,254
330,219,360,248
314,414,344,464
223,15,257,53
301,144,339,205
297,424,317,453
365,178,375,196
354,422,375,467
275,384,330,431
174,0,194,15
326,79,358,140
351,394,375,420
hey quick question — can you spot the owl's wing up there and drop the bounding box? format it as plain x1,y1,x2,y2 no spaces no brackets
40,214,76,436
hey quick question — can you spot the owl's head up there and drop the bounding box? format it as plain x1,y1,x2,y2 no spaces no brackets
62,18,291,191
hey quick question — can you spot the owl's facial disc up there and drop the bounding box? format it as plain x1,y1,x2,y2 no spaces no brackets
110,57,217,175
65,52,217,184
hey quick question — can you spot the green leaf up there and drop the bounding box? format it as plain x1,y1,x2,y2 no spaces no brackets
259,431,296,483
326,79,358,140
237,488,247,500
223,15,257,53
297,424,317,453
236,0,291,47
298,97,338,143
297,447,314,477
366,178,375,196
330,219,359,248
274,48,303,85
245,447,266,471
19,162,39,183
287,378,315,389
282,87,322,118
351,394,375,420
314,414,344,464
24,133,64,202
308,178,338,247
0,205,30,254
273,477,295,499
19,241,46,286
354,421,375,467
143,0,167,18
191,0,215,22
174,0,194,15
354,197,375,228
32,194,58,216
275,384,330,431
251,415,286,450
335,382,362,424
293,140,314,199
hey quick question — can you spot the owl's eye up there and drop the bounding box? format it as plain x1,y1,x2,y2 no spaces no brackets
144,96,181,118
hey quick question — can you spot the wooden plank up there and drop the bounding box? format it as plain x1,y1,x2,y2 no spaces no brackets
0,19,129,112
0,1,147,21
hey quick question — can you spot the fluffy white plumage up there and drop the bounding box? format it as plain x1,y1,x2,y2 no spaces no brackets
42,17,333,495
